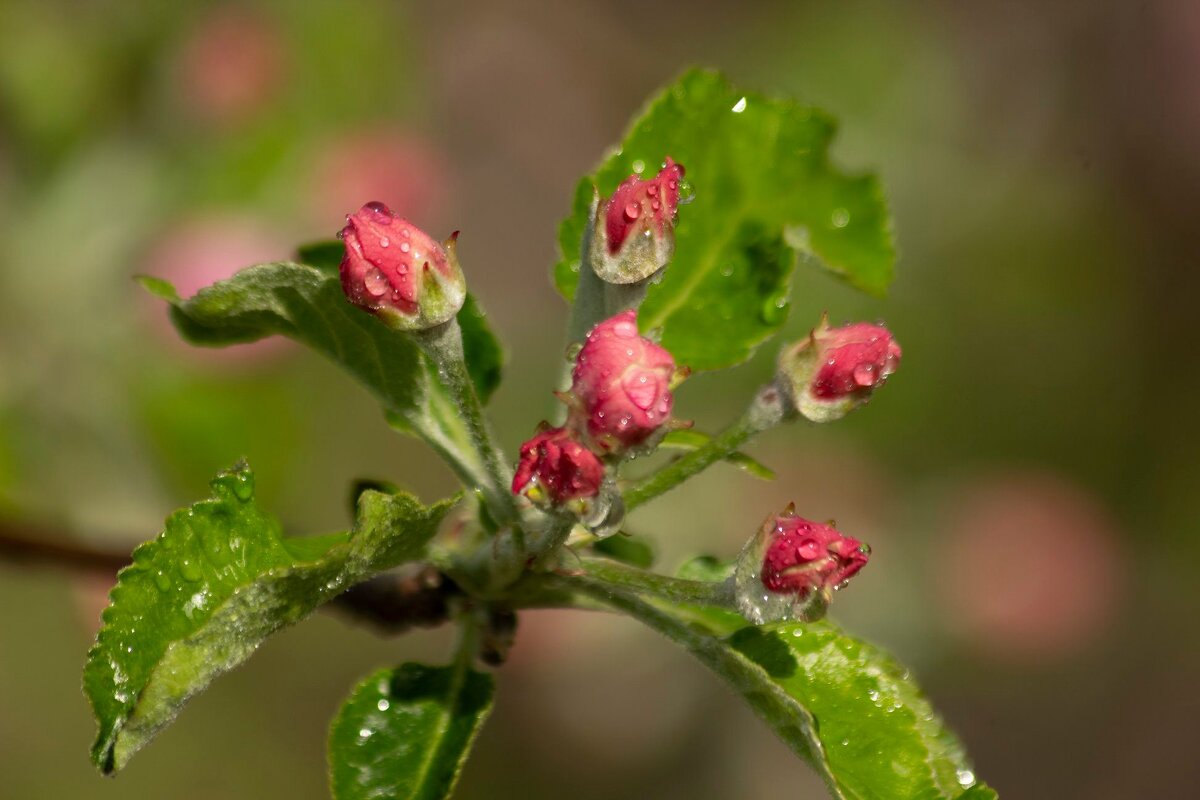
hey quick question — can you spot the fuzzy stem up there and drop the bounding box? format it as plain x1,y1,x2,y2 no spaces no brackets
623,385,788,511
577,557,735,607
413,319,518,529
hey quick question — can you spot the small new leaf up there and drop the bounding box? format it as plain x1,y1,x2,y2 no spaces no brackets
83,462,456,773
329,663,494,800
556,69,895,371
660,429,776,480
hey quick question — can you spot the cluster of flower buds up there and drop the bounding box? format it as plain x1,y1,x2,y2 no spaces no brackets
776,316,902,423
338,201,466,331
512,310,679,520
734,506,871,624
587,158,685,285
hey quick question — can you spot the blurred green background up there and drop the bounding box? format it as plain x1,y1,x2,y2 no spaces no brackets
1,0,1196,797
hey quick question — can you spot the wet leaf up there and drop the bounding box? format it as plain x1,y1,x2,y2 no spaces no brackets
556,69,894,371
83,462,455,773
592,582,985,799
329,663,494,800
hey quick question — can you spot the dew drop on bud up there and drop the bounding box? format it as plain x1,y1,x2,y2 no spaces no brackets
364,268,389,297
623,203,641,221
852,362,877,387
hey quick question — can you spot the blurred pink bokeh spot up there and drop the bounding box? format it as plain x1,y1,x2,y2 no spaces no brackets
937,472,1124,662
141,217,294,364
311,130,449,229
177,7,286,126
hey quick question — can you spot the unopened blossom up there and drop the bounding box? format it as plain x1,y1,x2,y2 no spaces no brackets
339,202,465,330
569,310,675,453
777,317,901,423
587,158,685,284
734,507,871,624
511,426,605,507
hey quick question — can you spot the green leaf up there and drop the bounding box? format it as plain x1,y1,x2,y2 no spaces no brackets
139,265,502,498
457,293,504,404
329,662,494,800
956,785,998,799
660,429,776,480
83,462,456,774
592,534,655,569
295,239,344,274
555,69,894,371
575,578,982,799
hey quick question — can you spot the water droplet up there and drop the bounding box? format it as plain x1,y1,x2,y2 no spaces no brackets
153,570,171,592
676,178,697,205
179,559,202,582
232,471,255,501
399,241,410,253
631,159,646,174
852,363,877,387
831,208,850,228
380,237,390,248
364,268,389,297
358,728,373,739
377,699,390,712
956,769,976,787
646,184,658,197
623,203,641,221
731,96,748,113
364,201,389,215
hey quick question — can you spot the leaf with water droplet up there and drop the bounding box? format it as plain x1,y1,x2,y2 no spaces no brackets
555,69,894,371
329,662,494,800
137,264,504,487
610,582,983,799
83,462,457,774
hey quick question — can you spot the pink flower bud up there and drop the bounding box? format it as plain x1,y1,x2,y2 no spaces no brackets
512,427,605,506
338,202,465,330
777,317,901,423
570,310,675,453
735,506,871,624
587,158,685,284
760,514,869,595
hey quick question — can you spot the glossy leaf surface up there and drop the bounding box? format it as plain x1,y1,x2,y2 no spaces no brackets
556,69,894,371
329,663,494,800
83,463,455,773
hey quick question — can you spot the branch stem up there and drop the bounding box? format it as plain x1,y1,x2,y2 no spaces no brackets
413,319,518,530
624,384,788,511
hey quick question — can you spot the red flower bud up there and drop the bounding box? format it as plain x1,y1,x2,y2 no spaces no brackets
570,310,675,453
777,317,901,423
512,427,605,507
338,202,465,330
587,158,685,284
735,507,870,624
760,515,869,595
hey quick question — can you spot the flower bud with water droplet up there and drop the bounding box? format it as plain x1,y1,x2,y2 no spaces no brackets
511,426,605,508
734,507,871,624
776,316,901,423
339,201,465,330
569,309,676,454
587,158,685,284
